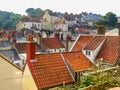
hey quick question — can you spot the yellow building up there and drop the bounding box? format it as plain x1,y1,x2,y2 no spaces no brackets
0,55,23,90
16,21,24,30
22,64,37,90
42,11,52,30
42,11,60,30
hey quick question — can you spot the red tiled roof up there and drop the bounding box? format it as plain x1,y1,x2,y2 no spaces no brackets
84,36,105,50
96,36,118,64
23,17,41,22
2,33,11,38
14,43,42,53
72,35,119,65
55,20,65,24
63,51,94,72
42,38,65,49
29,53,74,89
72,35,94,51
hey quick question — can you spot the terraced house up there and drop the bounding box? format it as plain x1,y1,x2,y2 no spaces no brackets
0,23,120,90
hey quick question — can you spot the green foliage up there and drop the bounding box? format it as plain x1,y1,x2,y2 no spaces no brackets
26,8,43,18
100,12,117,29
19,15,27,21
0,11,21,29
79,64,120,90
80,76,95,88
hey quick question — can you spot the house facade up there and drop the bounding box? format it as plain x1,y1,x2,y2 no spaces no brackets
53,20,68,32
0,55,23,90
16,17,42,30
42,11,61,30
16,21,24,30
39,37,65,53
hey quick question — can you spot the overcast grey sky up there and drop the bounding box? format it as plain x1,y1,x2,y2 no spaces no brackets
0,0,119,16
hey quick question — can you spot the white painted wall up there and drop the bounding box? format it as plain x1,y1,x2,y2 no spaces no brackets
54,24,68,31
23,22,41,30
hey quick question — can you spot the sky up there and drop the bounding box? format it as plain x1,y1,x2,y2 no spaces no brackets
0,0,119,16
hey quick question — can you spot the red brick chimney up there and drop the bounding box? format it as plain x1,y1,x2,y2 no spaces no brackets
26,34,36,63
66,35,71,52
97,21,105,35
55,32,60,39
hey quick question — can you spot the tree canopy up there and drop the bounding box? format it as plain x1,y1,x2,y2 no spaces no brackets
0,11,21,30
26,8,43,18
100,12,117,29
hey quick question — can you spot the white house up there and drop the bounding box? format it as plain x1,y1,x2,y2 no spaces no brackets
16,17,42,30
53,20,68,32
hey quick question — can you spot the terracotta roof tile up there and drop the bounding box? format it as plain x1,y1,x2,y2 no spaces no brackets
96,36,118,64
55,20,65,24
2,33,11,38
72,35,94,51
42,38,65,49
29,53,74,89
15,43,42,53
63,51,93,72
72,35,119,65
23,17,41,22
84,36,105,50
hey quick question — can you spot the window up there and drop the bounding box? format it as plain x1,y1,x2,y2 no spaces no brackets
59,50,61,52
86,50,91,56
32,23,34,27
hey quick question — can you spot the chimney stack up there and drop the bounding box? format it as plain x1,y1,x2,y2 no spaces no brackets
26,34,36,63
55,32,60,39
66,35,71,52
97,21,105,35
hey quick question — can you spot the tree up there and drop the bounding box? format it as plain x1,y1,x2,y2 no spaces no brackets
0,11,21,29
79,61,120,90
26,8,43,18
100,12,117,29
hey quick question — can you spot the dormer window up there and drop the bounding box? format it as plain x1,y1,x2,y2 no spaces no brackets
86,50,91,56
